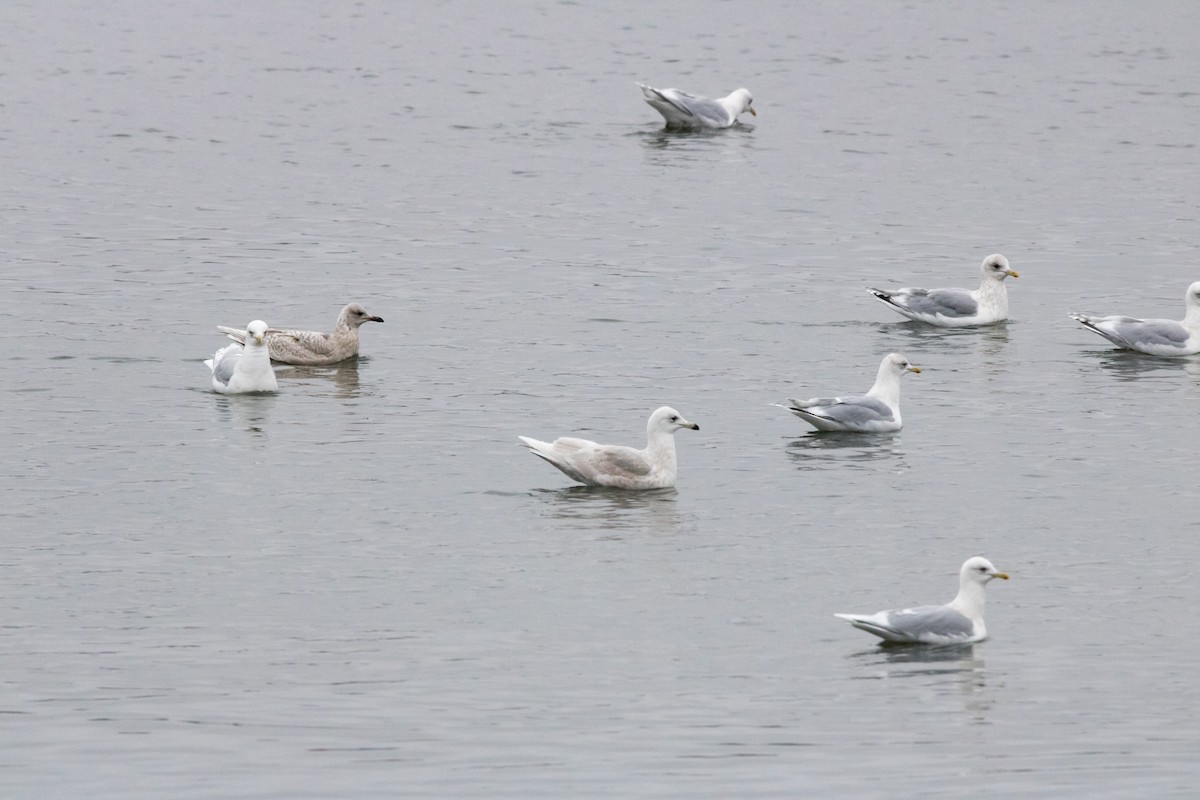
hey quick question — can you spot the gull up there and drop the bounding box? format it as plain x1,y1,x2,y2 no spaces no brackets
835,557,1010,645
776,353,920,433
204,320,278,394
1070,281,1200,357
638,83,756,129
218,303,384,366
519,406,699,489
868,254,1019,326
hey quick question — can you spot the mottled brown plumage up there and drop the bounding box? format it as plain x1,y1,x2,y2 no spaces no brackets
218,303,383,366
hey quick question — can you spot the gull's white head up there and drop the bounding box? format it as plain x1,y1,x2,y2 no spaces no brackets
246,319,270,346
981,254,1019,280
1185,282,1200,311
729,88,756,117
649,406,700,434
883,352,921,376
960,556,1009,586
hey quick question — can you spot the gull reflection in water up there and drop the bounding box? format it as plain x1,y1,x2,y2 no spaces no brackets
877,319,1012,362
848,643,991,719
275,359,362,398
531,485,688,535
1083,348,1200,382
636,125,757,169
786,432,907,472
213,393,277,436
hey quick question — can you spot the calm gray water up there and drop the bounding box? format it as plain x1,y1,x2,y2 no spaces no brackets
3,1,1200,797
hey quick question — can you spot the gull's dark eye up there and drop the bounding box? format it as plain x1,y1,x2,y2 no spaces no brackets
669,415,678,422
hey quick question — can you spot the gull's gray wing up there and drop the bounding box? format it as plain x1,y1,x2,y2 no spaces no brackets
211,343,242,385
900,288,979,318
668,93,729,126
791,395,894,426
651,87,731,126
1110,318,1191,347
884,605,975,640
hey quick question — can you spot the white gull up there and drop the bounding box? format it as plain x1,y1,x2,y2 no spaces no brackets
638,83,755,129
835,557,1010,645
1070,281,1200,357
205,320,278,394
519,406,699,489
868,254,1019,327
776,353,920,433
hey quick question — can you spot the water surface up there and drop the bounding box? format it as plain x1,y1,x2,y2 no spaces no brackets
3,1,1199,797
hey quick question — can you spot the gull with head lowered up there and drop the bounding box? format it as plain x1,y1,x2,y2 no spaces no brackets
638,83,756,129
1070,281,1200,357
519,406,699,490
835,556,1010,645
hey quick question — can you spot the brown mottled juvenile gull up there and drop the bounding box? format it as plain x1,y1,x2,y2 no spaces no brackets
775,353,920,433
868,254,1019,327
638,83,756,129
835,557,1010,645
519,406,699,490
1070,281,1200,357
204,320,278,394
218,303,384,366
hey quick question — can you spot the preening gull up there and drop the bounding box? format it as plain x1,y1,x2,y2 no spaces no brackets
835,556,1010,645
868,254,1019,327
638,83,756,129
519,406,699,489
204,320,278,394
1070,281,1200,357
218,303,384,366
776,353,920,433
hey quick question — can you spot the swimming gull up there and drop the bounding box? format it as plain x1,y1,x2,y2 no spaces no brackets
868,254,1019,326
519,406,699,489
835,556,1010,645
638,83,756,129
1070,281,1200,357
776,353,920,433
218,303,384,366
204,320,278,394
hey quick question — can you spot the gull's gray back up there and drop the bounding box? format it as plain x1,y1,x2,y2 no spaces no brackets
1116,318,1190,346
805,396,894,425
212,345,242,385
675,94,729,126
650,88,729,126
905,288,979,318
887,605,974,639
